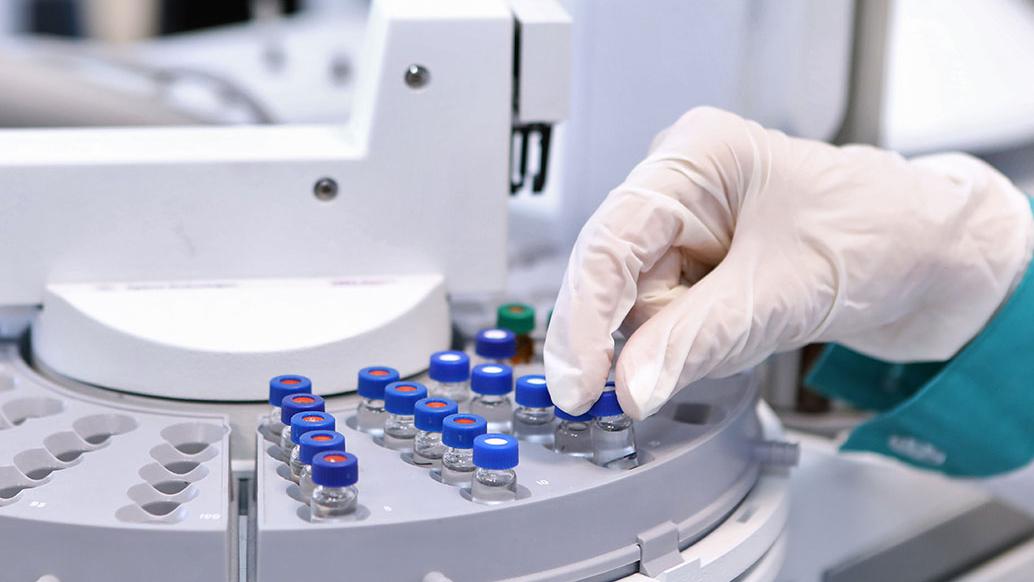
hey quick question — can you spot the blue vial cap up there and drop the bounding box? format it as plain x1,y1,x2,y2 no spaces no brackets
280,393,325,424
555,408,592,422
473,434,519,470
290,410,336,444
589,390,624,418
414,398,459,432
268,375,312,406
384,382,429,415
429,351,470,383
356,366,401,400
475,328,516,359
515,375,553,408
311,451,358,488
441,414,488,449
471,364,513,396
298,430,346,465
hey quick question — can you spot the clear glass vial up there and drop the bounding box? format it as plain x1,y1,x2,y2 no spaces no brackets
439,414,487,486
413,397,459,465
266,375,311,440
382,382,429,452
297,430,346,501
553,409,593,458
277,393,326,458
355,366,400,436
474,328,516,366
468,364,514,434
496,303,536,365
512,374,555,444
310,451,359,521
589,390,639,469
427,351,471,403
287,411,336,482
470,434,519,504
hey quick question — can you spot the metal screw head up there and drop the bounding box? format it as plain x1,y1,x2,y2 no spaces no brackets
404,64,430,89
313,177,338,201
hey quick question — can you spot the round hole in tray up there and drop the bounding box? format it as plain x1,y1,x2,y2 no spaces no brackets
43,432,91,463
73,414,138,446
2,397,63,426
140,501,181,517
0,370,13,392
164,461,199,475
0,484,31,499
160,422,226,456
151,480,191,495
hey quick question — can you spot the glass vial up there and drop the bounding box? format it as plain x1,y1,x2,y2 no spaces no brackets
474,328,516,366
355,366,400,436
468,364,514,433
277,393,326,459
266,375,312,440
470,434,519,504
439,414,487,486
512,374,555,444
589,390,639,469
297,430,346,501
382,382,429,452
413,397,459,465
287,411,336,482
496,303,536,365
428,351,471,403
554,409,593,458
310,451,359,521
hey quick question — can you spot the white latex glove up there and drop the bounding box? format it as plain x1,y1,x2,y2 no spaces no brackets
544,107,1033,419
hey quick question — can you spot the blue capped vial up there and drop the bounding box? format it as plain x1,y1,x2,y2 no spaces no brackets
439,413,488,486
297,431,346,501
382,382,429,452
267,375,312,439
468,364,514,434
355,366,400,436
287,411,336,482
428,351,471,403
471,434,519,504
279,393,326,453
474,328,517,365
310,451,359,521
589,389,638,469
413,397,459,465
554,408,593,458
512,374,555,444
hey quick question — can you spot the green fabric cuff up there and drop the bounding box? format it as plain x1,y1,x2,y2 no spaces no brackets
805,200,1034,477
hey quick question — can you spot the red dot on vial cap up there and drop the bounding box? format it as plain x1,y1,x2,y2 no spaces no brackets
293,396,316,404
396,385,418,392
370,369,390,377
427,401,448,409
282,379,301,385
312,434,333,441
454,417,476,425
324,454,348,463
303,415,324,423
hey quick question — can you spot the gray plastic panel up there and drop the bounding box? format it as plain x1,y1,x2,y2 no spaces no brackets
0,345,234,582
255,373,764,582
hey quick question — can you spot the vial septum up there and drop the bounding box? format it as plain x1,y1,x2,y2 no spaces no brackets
474,328,517,366
470,434,519,504
355,366,401,436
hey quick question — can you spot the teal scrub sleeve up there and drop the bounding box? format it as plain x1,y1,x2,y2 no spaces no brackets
805,201,1034,478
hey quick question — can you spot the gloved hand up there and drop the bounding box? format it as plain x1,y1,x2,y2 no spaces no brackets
544,107,1033,420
